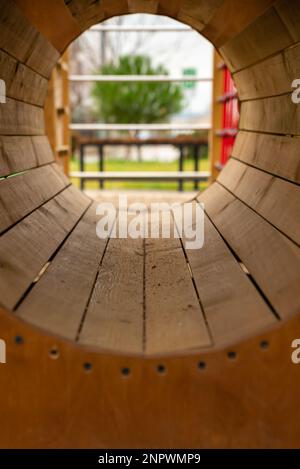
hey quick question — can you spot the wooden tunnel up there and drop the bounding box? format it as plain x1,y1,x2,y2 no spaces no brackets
0,0,300,448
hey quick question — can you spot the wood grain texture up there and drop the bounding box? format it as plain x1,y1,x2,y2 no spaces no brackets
0,163,69,234
218,158,300,245
0,98,44,136
14,0,81,52
201,0,276,47
0,0,59,78
198,183,300,319
239,94,300,135
0,185,90,311
25,33,60,79
16,203,112,342
176,0,223,32
180,202,276,347
0,0,38,63
0,135,54,177
65,0,125,30
0,301,300,447
275,0,300,43
0,49,48,106
79,231,144,354
220,6,293,73
234,43,300,101
145,217,212,355
232,131,300,183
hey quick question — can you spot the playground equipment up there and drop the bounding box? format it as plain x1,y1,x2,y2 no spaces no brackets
0,0,300,448
211,51,239,180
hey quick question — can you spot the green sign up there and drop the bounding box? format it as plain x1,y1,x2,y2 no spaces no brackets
183,67,197,89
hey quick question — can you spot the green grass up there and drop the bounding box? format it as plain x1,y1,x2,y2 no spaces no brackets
70,157,210,191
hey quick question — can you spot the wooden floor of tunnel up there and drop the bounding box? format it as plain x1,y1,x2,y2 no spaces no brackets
11,190,279,356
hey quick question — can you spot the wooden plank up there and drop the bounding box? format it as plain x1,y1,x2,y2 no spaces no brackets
198,183,300,319
145,216,212,355
16,202,111,340
14,0,81,53
234,43,300,101
0,49,48,106
275,0,300,43
65,0,115,30
0,163,69,234
0,0,39,63
79,211,144,353
65,0,103,29
201,0,276,47
239,94,300,135
218,158,300,245
176,0,223,32
32,136,55,167
0,135,54,177
157,0,181,18
0,1,60,78
0,185,90,311
180,202,276,346
127,0,158,14
0,98,44,136
232,131,300,183
220,6,293,72
25,33,60,79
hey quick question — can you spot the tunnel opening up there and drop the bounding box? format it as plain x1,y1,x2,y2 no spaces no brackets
67,13,216,195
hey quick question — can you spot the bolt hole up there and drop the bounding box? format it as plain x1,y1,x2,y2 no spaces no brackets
49,347,59,360
15,335,24,345
157,364,166,374
260,340,269,350
121,367,130,377
83,362,92,372
227,351,237,360
198,360,206,370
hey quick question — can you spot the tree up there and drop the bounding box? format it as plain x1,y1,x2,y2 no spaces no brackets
92,55,185,159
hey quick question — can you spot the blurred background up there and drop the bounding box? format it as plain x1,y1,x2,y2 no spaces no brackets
46,13,239,194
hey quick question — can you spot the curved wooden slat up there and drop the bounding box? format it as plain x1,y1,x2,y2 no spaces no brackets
232,131,300,183
176,0,223,32
80,233,145,353
180,202,277,347
218,158,300,245
220,5,294,73
234,43,300,101
0,135,54,177
198,183,300,319
14,0,81,53
239,94,300,135
275,0,300,43
201,0,276,47
0,49,48,106
0,185,90,311
0,98,44,136
16,203,111,341
145,217,212,355
0,0,59,78
25,34,59,79
0,163,69,234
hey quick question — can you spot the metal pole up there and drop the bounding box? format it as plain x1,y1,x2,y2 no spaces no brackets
194,145,199,190
79,144,85,191
98,144,104,189
179,145,184,192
